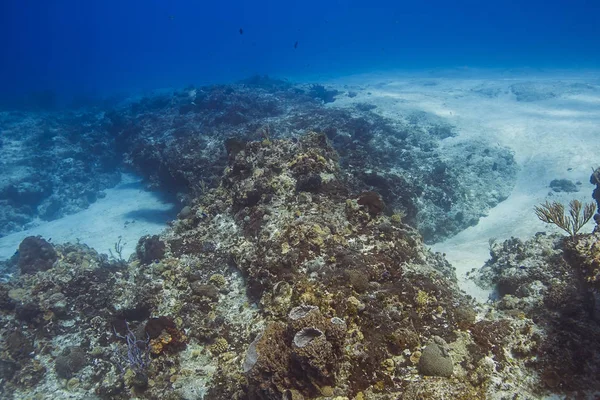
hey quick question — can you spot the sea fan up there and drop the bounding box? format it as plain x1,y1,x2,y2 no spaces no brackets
534,199,596,237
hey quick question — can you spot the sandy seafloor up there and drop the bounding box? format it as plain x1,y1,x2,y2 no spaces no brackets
1,70,599,305
321,69,600,302
0,174,176,269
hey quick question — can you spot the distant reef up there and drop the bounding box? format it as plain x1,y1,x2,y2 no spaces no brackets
0,76,517,243
0,134,598,399
106,77,517,243
0,110,121,237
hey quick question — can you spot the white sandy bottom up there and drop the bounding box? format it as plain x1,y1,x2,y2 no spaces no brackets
0,173,176,263
324,71,600,302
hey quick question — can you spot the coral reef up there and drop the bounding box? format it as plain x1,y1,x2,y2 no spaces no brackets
17,74,600,399
2,129,599,398
0,132,525,399
591,167,600,229
1,78,517,243
417,336,453,377
159,133,498,398
549,178,579,193
106,82,517,243
474,200,600,397
0,110,120,237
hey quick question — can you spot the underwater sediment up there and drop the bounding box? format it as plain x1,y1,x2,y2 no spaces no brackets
0,132,599,399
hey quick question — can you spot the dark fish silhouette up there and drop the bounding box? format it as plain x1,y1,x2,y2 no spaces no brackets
294,41,298,49
239,28,244,35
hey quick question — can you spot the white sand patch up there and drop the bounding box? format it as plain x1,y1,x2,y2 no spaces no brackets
326,70,600,302
0,173,176,263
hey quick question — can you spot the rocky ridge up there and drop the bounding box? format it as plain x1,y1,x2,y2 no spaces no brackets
0,133,541,399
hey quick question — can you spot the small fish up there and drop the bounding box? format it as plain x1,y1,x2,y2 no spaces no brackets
239,28,244,35
294,41,298,49
169,15,175,21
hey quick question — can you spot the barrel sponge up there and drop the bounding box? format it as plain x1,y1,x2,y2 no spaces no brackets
292,327,335,378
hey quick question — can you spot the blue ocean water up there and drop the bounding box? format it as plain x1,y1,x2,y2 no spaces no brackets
1,0,599,105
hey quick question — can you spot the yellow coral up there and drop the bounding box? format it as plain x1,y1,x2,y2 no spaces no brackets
43,310,55,321
150,331,173,354
410,350,422,364
299,291,317,304
66,378,80,391
209,273,226,288
415,290,431,308
320,386,334,396
391,213,404,224
382,358,395,373
209,337,229,355
149,340,162,355
346,296,364,314
308,223,329,247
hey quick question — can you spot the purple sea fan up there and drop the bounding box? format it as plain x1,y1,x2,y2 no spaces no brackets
113,321,151,389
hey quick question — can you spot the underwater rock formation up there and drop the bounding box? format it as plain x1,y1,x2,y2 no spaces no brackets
549,178,579,193
17,235,57,274
474,223,600,396
136,234,166,265
0,78,517,243
591,167,600,229
0,132,528,399
0,110,120,237
107,80,517,243
159,132,503,398
0,129,597,398
509,81,597,102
